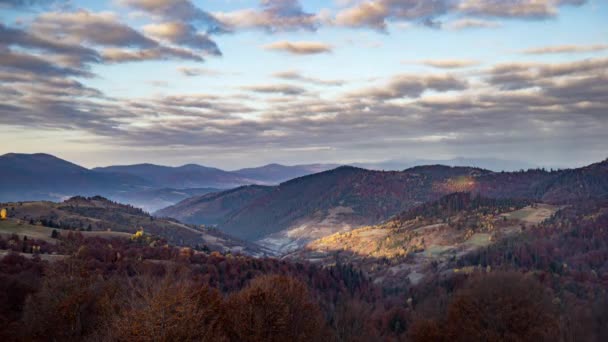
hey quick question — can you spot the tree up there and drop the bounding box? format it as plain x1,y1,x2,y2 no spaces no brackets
51,229,60,239
222,275,329,342
445,272,558,341
410,272,559,342
109,276,225,342
0,208,6,220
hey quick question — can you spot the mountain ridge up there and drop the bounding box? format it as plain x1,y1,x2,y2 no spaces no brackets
157,159,607,253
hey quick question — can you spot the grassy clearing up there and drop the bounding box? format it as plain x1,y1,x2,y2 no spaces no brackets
0,219,131,243
502,204,559,224
466,233,492,247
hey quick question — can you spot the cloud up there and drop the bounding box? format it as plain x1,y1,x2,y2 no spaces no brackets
143,22,221,55
0,48,92,77
334,0,586,30
522,44,608,54
0,0,63,8
0,23,101,66
177,67,222,77
119,0,226,33
263,41,332,55
31,10,158,48
349,74,468,99
487,57,608,90
101,46,204,63
446,18,501,29
215,0,319,32
457,0,586,19
273,70,344,86
335,0,451,30
242,84,308,95
1,56,607,166
420,59,480,69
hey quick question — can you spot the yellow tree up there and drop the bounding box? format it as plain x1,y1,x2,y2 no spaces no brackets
0,208,6,220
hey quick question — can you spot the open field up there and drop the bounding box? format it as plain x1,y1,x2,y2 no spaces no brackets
501,204,560,224
0,219,131,243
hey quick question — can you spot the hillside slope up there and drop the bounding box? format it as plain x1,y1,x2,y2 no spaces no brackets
93,163,254,188
233,163,338,183
158,160,608,253
0,153,149,202
158,166,488,251
0,196,266,256
290,192,559,287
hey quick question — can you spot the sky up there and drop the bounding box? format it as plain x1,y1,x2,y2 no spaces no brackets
0,0,607,169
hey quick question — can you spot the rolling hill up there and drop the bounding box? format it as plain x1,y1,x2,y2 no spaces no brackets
93,163,255,189
0,153,335,209
289,192,560,287
0,196,266,256
0,153,150,202
157,159,608,253
157,165,489,251
232,163,339,183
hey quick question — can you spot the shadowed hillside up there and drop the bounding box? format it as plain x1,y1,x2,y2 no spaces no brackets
158,160,608,252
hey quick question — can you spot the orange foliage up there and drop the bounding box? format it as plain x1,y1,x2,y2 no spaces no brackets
222,275,329,342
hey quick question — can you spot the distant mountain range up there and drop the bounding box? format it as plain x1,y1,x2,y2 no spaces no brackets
93,162,339,188
0,153,337,210
0,153,149,202
0,152,594,222
157,159,608,253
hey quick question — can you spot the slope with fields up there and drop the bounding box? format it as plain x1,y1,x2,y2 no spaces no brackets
0,196,267,256
158,160,608,253
289,193,561,287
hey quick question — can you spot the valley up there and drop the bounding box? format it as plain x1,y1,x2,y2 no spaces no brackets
159,159,608,253
289,193,561,287
0,155,606,341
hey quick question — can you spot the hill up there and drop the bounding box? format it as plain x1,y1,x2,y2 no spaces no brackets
0,196,266,256
290,192,560,287
109,187,220,213
95,162,340,188
158,160,608,253
0,153,150,202
233,163,338,183
93,163,255,189
158,165,487,251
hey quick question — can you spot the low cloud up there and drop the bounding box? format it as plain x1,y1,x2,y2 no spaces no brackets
102,46,204,63
143,22,221,55
263,41,332,55
31,10,158,48
273,70,344,86
242,84,308,95
420,59,480,69
334,0,586,30
522,44,608,55
215,0,319,32
349,74,468,100
1,56,606,166
446,18,501,30
458,0,586,19
177,67,222,77
119,0,226,33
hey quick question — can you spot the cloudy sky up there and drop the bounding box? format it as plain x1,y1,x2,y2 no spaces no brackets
1,0,606,169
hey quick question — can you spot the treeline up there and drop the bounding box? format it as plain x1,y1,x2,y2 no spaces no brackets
395,192,529,222
2,196,608,340
1,232,607,340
